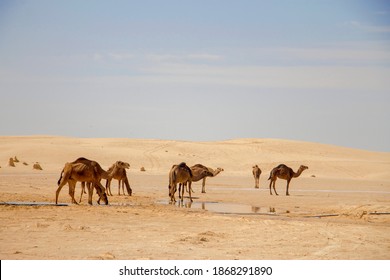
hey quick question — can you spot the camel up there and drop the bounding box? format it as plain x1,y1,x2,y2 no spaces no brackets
268,164,308,196
56,157,128,205
168,162,193,203
105,161,132,196
187,164,224,193
56,162,109,205
77,160,131,203
252,165,262,188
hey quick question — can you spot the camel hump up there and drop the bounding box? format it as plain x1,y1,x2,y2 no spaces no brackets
177,162,193,177
192,163,207,169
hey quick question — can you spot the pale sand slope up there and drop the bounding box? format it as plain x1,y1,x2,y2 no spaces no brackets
0,136,389,260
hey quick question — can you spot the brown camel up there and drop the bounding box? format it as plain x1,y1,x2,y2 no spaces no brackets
268,164,308,196
56,162,109,205
168,162,193,203
56,157,128,205
105,161,132,196
252,165,262,188
188,164,224,193
77,160,131,202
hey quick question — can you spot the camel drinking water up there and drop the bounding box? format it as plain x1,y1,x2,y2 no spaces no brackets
56,161,109,205
168,162,193,203
105,161,132,196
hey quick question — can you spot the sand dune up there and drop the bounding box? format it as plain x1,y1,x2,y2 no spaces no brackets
0,136,389,259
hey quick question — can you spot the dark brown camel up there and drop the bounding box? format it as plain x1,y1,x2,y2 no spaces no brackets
268,164,308,196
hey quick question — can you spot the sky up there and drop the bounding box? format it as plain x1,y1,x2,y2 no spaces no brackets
0,0,389,152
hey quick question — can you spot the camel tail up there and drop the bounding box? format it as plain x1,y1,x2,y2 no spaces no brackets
57,169,64,186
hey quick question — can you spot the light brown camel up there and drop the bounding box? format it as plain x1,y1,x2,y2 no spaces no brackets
179,166,214,198
268,164,308,196
56,161,109,205
252,165,262,188
77,160,131,202
56,157,128,205
168,162,193,203
105,161,132,196
187,164,224,193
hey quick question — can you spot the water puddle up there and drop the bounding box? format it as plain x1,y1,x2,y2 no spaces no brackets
157,200,278,215
0,201,68,206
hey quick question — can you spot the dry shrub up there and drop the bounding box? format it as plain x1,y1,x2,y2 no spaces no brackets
13,156,19,163
140,166,146,172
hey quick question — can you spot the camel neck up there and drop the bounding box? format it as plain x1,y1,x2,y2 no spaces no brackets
293,168,304,178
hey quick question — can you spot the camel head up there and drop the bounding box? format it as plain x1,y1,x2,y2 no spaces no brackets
202,169,214,177
300,165,309,171
168,184,175,199
116,161,130,169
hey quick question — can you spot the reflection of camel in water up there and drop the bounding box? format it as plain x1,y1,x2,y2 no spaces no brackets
268,164,308,196
252,165,262,188
56,160,109,205
168,162,193,203
105,161,132,196
185,164,224,194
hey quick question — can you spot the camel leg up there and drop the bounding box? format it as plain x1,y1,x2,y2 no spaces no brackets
286,180,291,196
180,183,184,201
55,181,67,204
178,183,182,200
170,184,177,203
188,182,193,202
269,180,273,195
87,182,94,205
106,179,112,196
68,181,78,204
79,182,86,203
181,183,186,201
118,179,121,196
121,180,124,196
273,181,279,196
201,178,206,193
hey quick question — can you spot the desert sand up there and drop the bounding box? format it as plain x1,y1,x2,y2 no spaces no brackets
0,136,389,260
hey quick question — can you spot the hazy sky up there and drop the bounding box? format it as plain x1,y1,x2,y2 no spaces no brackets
0,1,389,152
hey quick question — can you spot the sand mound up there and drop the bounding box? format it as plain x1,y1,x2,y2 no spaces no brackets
8,157,15,167
33,162,43,170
